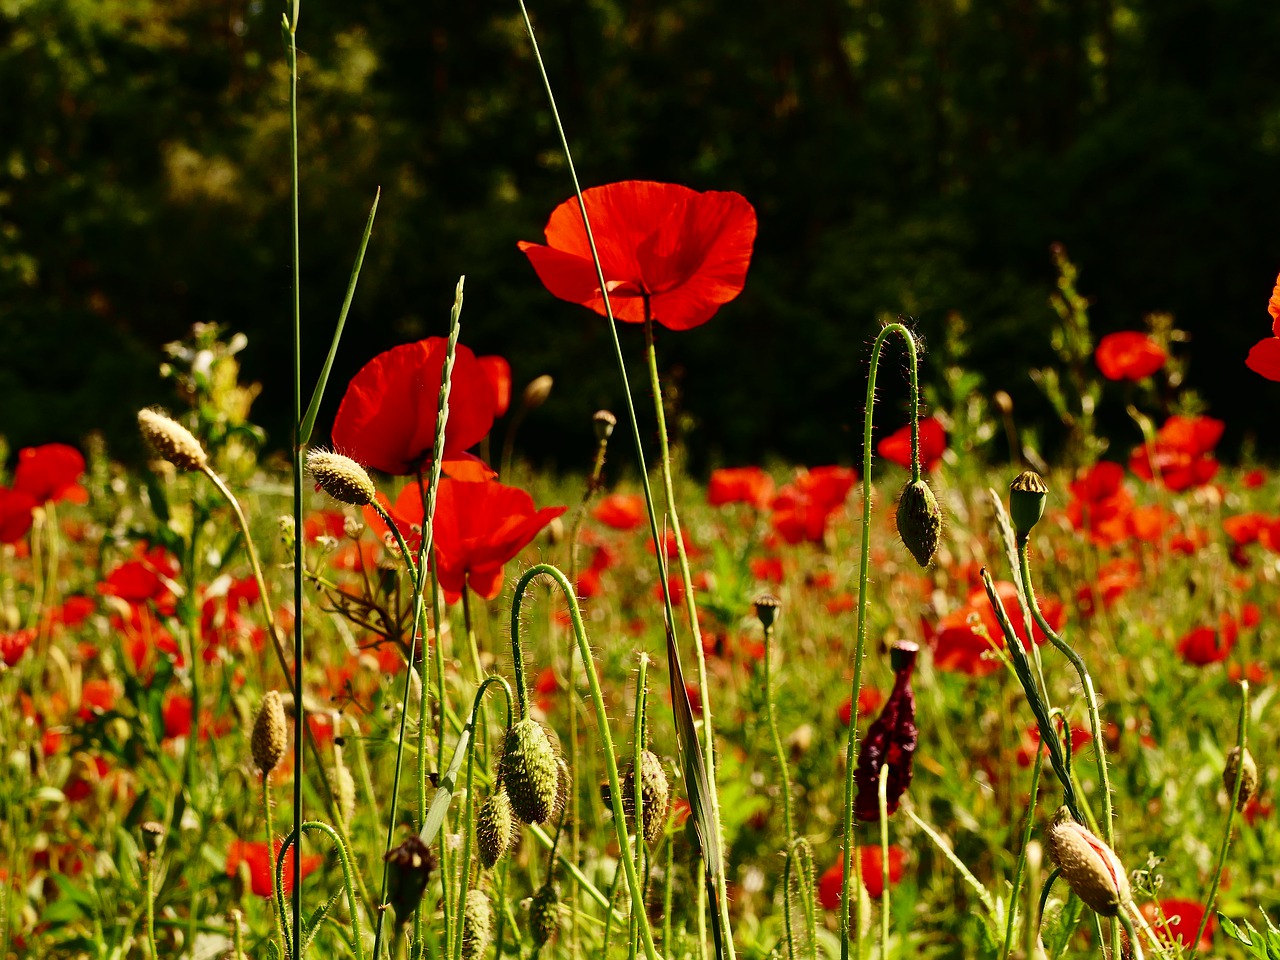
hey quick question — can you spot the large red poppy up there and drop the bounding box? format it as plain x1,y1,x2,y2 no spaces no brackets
1095,332,1167,381
332,338,497,476
477,355,513,418
518,180,757,331
0,487,37,543
877,418,947,472
1247,270,1280,381
817,845,906,909
931,581,1064,677
1139,899,1214,953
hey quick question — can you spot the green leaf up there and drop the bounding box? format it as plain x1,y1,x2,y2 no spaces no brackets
419,721,472,846
300,891,342,954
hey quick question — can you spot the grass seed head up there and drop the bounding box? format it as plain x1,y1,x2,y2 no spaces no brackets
137,408,207,472
500,718,559,825
306,449,376,506
522,375,554,410
620,749,671,847
250,690,287,776
895,478,942,568
461,889,493,960
476,788,515,868
1046,808,1131,917
1224,746,1259,811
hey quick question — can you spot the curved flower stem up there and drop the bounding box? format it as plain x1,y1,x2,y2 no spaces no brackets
453,677,514,960
1193,679,1250,948
277,820,366,960
999,742,1043,960
511,564,660,960
841,322,920,960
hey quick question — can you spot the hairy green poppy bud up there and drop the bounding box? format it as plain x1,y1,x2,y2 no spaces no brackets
500,718,559,825
476,789,515,868
620,749,671,848
1224,746,1259,811
138,408,207,472
593,409,617,442
1009,471,1049,540
753,593,781,630
307,450,377,506
529,882,561,948
384,836,435,927
461,889,493,960
251,691,287,775
1046,808,1130,917
895,479,942,568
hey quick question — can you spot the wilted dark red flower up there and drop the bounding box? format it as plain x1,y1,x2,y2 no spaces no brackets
332,337,497,476
592,493,647,532
770,466,858,545
518,180,757,331
854,642,918,821
1095,332,1167,381
708,466,774,509
1129,416,1224,492
14,444,87,504
877,418,947,472
226,838,323,898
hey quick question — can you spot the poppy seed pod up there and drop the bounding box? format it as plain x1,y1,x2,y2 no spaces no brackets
1223,746,1259,811
620,749,671,847
384,836,436,927
895,479,942,568
500,718,560,824
1046,808,1131,917
306,450,376,506
476,788,515,868
139,820,165,856
753,592,781,630
137,408,207,472
529,882,561,948
461,889,493,960
251,691,287,775
1009,471,1049,540
593,409,617,441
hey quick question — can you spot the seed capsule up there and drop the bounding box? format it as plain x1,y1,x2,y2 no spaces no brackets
619,750,671,847
384,836,435,928
895,479,942,568
1046,809,1131,917
476,789,515,868
1009,471,1049,540
499,718,560,825
1223,746,1259,811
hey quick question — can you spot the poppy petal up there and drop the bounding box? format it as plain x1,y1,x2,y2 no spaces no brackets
1247,337,1280,381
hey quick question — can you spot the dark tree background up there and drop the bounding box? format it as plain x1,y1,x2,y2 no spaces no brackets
3,0,1278,470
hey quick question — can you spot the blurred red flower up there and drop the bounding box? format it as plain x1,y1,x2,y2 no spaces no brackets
770,466,858,545
1065,461,1133,546
162,692,193,740
477,355,513,418
1139,899,1213,952
331,337,497,476
593,493,647,532
877,418,947,472
0,628,35,667
1176,614,1238,666
14,444,87,504
1129,416,1223,491
931,582,1063,677
1095,332,1167,381
518,180,757,331
226,839,322,898
1246,270,1280,381
708,466,775,509
78,679,118,720
817,845,906,908
0,487,37,543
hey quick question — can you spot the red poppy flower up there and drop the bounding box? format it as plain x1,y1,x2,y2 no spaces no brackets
708,466,774,509
931,582,1063,676
78,679,118,720
0,487,37,543
770,466,858,545
1129,416,1223,492
1247,271,1280,380
817,846,906,909
1139,899,1213,952
518,180,757,331
877,418,947,472
331,337,497,476
1176,615,1238,666
593,493,647,532
226,839,323,898
98,545,180,612
162,692,193,740
1224,513,1270,547
0,628,35,667
1095,332,1167,381
477,355,513,418
13,444,87,504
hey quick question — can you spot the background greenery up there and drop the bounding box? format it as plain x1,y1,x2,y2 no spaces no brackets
3,0,1279,468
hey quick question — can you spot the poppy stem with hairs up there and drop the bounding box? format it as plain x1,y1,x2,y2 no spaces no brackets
840,322,920,960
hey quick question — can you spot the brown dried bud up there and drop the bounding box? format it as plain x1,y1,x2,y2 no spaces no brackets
138,408,207,472
307,450,376,506
1046,808,1131,917
251,690,287,775
1223,746,1259,811
522,375,554,411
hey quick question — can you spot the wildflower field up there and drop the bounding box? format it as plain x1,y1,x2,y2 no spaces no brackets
5,6,1280,960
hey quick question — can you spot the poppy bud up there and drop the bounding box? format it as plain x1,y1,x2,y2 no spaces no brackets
251,691,287,775
307,450,377,506
522,375,554,411
1223,746,1259,811
1046,808,1130,917
500,718,560,824
140,820,165,856
1009,471,1049,540
593,409,617,442
461,889,493,960
384,835,435,927
753,593,781,630
476,789,515,868
137,408,207,472
854,641,918,821
620,749,671,847
895,479,942,568
529,882,561,947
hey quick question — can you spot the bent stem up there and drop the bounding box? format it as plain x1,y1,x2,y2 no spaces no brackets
841,322,921,960
510,564,660,960
276,821,366,960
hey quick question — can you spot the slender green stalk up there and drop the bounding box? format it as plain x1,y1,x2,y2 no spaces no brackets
841,322,921,960
510,564,660,960
231,910,245,960
878,765,891,957
263,773,286,957
903,807,997,916
277,821,367,960
662,833,675,955
761,612,795,847
999,742,1043,960
1192,680,1250,948
144,852,158,960
527,824,628,921
784,839,818,960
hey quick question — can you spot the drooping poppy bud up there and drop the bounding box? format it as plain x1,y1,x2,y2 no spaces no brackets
500,718,560,824
1223,746,1259,811
619,749,671,847
461,889,494,960
854,641,919,821
251,691,287,776
476,788,515,868
1045,808,1130,917
895,480,942,567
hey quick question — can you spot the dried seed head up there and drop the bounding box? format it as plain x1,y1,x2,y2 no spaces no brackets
1223,746,1259,811
500,718,560,824
895,479,943,568
753,593,781,630
384,836,435,927
140,820,165,856
137,408,207,472
1046,808,1131,917
529,883,561,948
522,375,554,410
1009,470,1049,540
307,450,377,506
461,889,493,960
476,789,515,869
593,409,617,441
251,690,287,775
620,749,671,848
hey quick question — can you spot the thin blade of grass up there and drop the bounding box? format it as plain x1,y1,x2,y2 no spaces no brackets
420,723,472,846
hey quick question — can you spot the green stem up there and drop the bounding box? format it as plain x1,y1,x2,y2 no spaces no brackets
878,765,891,958
999,743,1043,960
841,322,920,960
511,564,660,960
763,616,795,847
903,807,997,917
263,774,286,957
277,821,367,960
145,854,158,960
